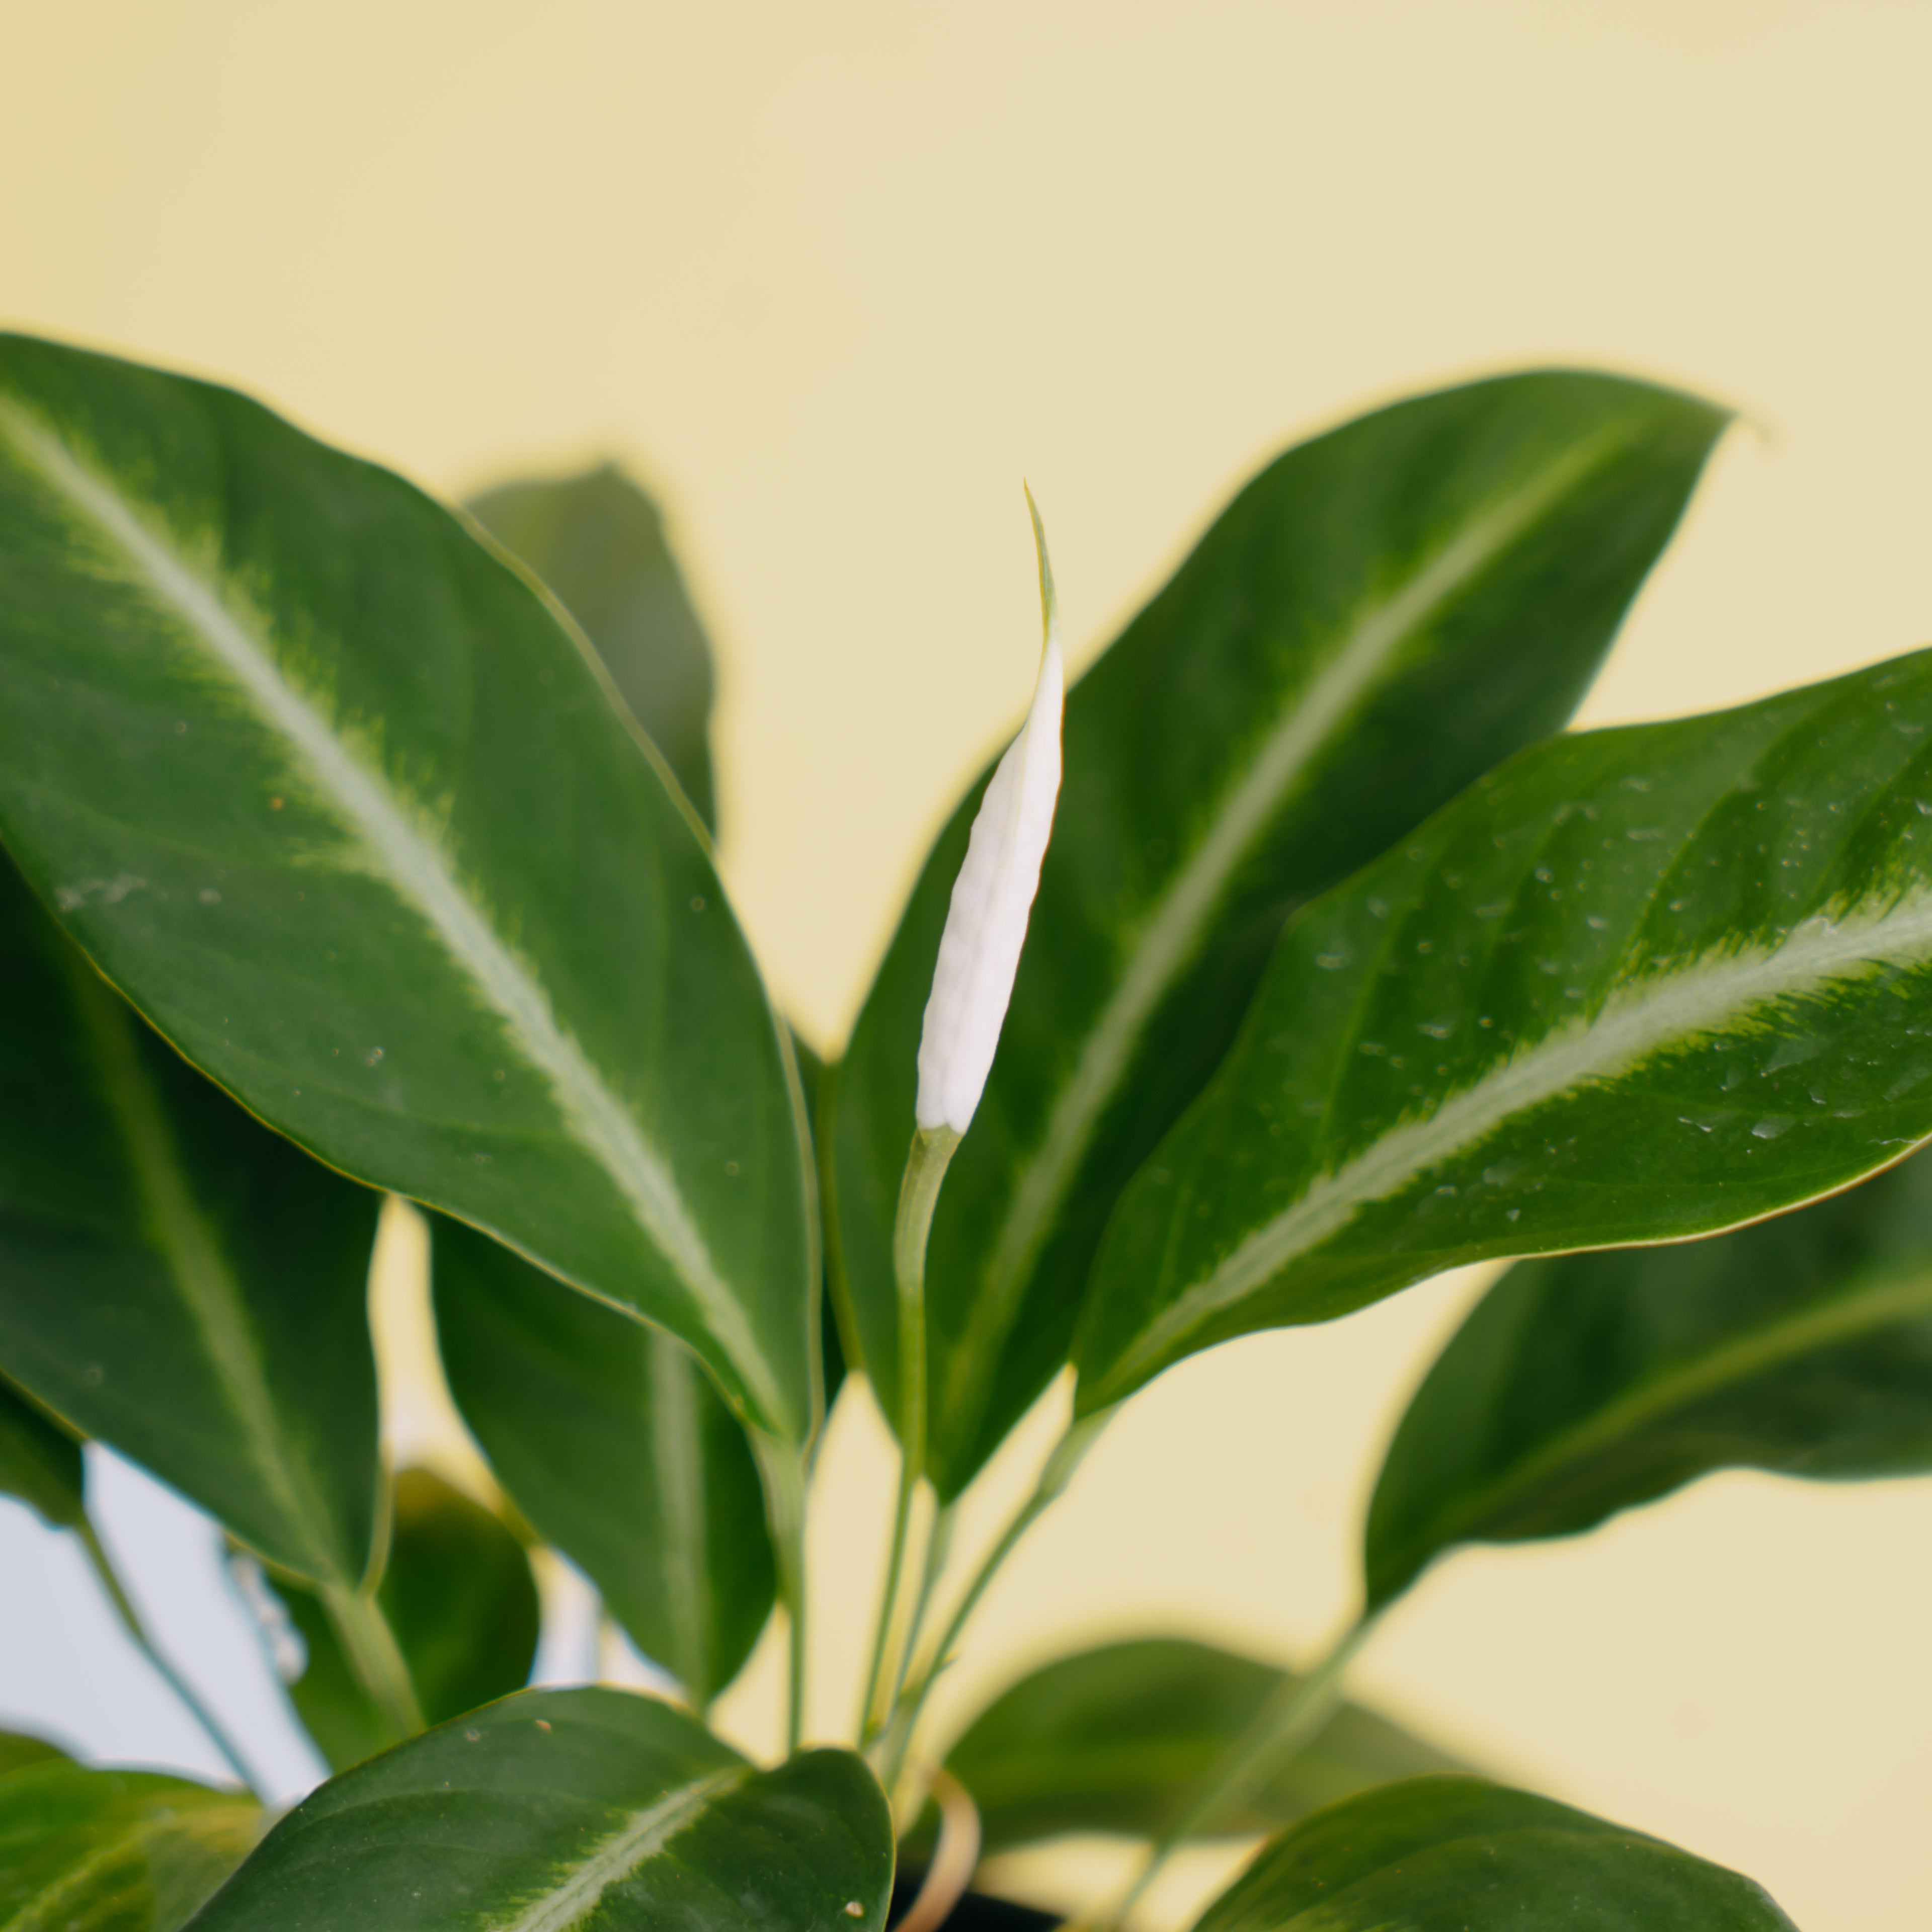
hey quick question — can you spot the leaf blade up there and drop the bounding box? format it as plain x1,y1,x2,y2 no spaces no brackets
935,1637,1467,1854
832,371,1728,1493
467,464,718,832
0,851,379,1587
1077,647,1932,1413
1193,1778,1795,1931
432,1219,776,1706
1365,1150,1932,1604
0,335,813,1442
0,1763,263,1932
186,1688,894,1932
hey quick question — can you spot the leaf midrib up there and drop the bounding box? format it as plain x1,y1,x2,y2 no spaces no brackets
61,951,345,1583
943,427,1633,1446
491,1767,745,1932
0,400,783,1435
1100,893,1932,1400
1376,1260,1932,1599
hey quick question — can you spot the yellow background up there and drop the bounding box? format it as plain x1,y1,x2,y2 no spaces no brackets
6,4,1932,1927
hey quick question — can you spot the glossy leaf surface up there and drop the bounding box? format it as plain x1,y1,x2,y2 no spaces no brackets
0,851,379,1586
1367,1148,1932,1604
0,1376,83,1531
0,1763,262,1932
434,1219,775,1705
936,1638,1466,1852
1079,647,1932,1413
831,372,1726,1493
0,1732,71,1779
468,464,717,832
279,1468,541,1772
0,335,814,1443
1194,1778,1794,1931
188,1687,893,1932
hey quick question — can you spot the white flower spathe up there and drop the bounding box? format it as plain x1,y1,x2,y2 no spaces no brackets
915,493,1066,1137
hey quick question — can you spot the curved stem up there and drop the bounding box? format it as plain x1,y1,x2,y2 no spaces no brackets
1104,1612,1378,1930
886,1499,955,1722
321,1582,425,1739
859,1128,959,1743
878,1406,1111,1788
897,1766,983,1932
77,1522,262,1796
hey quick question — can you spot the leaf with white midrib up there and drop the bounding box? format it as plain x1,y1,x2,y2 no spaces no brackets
184,1688,894,1932
939,427,1628,1445
64,954,340,1580
0,336,812,1444
1112,899,1932,1393
0,403,768,1426
1077,645,1932,1412
501,1770,745,1932
832,367,1728,1498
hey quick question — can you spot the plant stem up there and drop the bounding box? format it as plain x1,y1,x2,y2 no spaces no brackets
859,1126,959,1743
1104,1612,1378,1930
321,1582,425,1739
751,1433,810,1754
897,1766,983,1932
76,1521,262,1796
885,1497,955,1722
877,1405,1110,1788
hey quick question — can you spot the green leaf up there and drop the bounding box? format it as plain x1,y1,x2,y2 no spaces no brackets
0,334,814,1445
467,464,718,833
0,1374,84,1532
0,1731,72,1780
933,1637,1467,1854
0,849,380,1587
789,1033,848,1416
276,1467,541,1772
434,1219,775,1707
1193,1778,1794,1931
1077,646,1932,1415
829,371,1727,1494
1366,1147,1932,1606
0,1762,263,1932
186,1687,894,1932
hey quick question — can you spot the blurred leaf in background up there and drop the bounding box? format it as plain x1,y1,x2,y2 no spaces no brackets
469,463,719,832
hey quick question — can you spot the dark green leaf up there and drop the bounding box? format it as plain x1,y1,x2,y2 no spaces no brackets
1078,647,1932,1415
934,1638,1466,1854
1366,1147,1932,1605
830,372,1727,1494
788,1033,847,1416
0,849,379,1587
434,1220,775,1706
277,1467,542,1771
0,1730,72,1779
0,335,814,1444
0,1373,83,1531
467,464,717,832
1193,1778,1794,1931
0,1762,263,1932
186,1687,894,1932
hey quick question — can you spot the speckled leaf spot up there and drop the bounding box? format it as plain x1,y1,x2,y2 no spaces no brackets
0,335,814,1442
1078,647,1932,1412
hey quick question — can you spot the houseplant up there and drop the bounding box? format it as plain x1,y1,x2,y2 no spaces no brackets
4,332,1927,1926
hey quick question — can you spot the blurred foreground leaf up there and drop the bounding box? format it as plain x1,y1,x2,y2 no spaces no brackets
188,1688,893,1932
1194,1779,1795,1931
